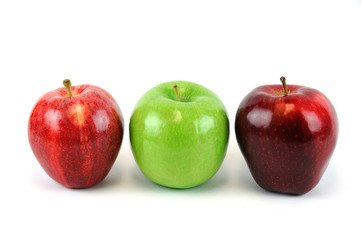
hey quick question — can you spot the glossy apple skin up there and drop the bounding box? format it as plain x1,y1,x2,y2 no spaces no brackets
28,84,124,188
235,85,338,195
130,81,229,189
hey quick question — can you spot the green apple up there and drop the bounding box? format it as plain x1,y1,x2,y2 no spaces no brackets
130,81,229,188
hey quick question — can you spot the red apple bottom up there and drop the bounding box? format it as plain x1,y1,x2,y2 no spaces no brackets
243,126,336,195
31,124,122,189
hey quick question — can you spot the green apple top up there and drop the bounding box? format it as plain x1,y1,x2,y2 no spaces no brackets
130,81,229,189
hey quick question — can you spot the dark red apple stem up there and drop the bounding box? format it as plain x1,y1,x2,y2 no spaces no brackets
63,79,73,97
280,76,288,96
173,84,180,101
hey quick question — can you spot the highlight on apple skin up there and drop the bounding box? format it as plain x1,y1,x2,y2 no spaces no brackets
235,77,338,195
130,81,229,189
28,80,124,188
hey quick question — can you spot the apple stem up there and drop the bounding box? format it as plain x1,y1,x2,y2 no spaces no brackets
173,84,180,101
63,79,73,97
280,76,288,96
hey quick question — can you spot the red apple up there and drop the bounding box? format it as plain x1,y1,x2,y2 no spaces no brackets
28,80,124,188
235,77,338,195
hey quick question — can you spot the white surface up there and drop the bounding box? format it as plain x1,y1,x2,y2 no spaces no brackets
0,0,360,239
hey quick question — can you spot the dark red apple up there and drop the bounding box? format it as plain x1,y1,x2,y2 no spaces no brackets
28,80,124,188
235,77,338,195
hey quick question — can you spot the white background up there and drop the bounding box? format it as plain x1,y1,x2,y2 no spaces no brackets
1,0,360,239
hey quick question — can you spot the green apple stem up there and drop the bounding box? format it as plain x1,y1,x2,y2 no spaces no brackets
280,76,288,96
63,79,73,97
173,84,180,101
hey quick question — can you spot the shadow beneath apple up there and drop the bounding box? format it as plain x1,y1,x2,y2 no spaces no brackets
130,163,228,194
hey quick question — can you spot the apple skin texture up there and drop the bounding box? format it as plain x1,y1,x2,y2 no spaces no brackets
235,85,338,195
130,81,229,189
28,84,124,188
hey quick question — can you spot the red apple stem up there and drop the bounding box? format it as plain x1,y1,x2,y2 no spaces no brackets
173,84,180,101
280,76,288,96
63,79,73,97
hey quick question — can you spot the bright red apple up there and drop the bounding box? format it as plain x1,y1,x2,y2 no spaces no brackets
235,77,338,195
28,79,124,188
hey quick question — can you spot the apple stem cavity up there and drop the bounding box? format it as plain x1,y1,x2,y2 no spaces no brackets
173,84,180,101
280,76,288,96
63,79,73,97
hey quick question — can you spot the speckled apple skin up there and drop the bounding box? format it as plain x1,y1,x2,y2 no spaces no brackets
235,85,338,195
130,81,229,189
28,84,124,188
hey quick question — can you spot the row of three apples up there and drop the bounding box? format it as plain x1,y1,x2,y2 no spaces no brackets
28,78,338,195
